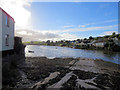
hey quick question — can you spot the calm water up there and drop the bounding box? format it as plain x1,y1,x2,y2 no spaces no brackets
25,45,120,64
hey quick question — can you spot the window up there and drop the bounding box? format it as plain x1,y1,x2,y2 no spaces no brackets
6,15,9,27
5,34,9,46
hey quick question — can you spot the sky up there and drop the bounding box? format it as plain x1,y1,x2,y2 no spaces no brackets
0,0,119,41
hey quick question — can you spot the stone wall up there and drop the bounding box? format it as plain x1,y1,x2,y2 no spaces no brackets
14,37,25,54
2,37,25,57
2,36,26,89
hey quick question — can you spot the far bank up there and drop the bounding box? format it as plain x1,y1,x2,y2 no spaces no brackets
25,45,120,64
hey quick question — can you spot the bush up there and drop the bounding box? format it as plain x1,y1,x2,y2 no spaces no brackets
2,62,20,87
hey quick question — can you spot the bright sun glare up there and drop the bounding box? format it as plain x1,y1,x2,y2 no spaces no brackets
0,0,32,29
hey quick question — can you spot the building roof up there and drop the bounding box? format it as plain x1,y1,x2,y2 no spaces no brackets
94,40,106,43
0,7,15,23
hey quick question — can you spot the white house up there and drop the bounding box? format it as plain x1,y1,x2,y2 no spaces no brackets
93,40,106,48
88,40,96,46
112,38,120,46
0,7,15,51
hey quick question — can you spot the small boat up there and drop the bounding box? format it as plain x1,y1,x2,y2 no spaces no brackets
28,50,34,53
73,46,75,49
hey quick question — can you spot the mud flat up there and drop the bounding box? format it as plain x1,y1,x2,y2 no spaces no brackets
10,57,120,89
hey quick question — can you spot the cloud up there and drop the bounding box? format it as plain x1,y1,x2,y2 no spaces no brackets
0,0,32,29
78,25,86,28
15,29,78,41
15,29,61,41
104,31,118,35
63,25,74,28
99,31,118,36
81,25,118,31
62,19,117,29
60,33,78,40
77,19,118,28
103,19,118,23
61,24,118,33
15,24,118,41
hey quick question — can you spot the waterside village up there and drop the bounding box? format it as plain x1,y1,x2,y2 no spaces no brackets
1,7,120,90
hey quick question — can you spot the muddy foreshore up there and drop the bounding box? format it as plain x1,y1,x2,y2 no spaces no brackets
4,57,120,90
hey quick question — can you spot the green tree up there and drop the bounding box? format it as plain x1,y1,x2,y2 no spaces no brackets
84,38,87,40
104,35,110,38
118,34,120,40
89,36,93,40
76,39,80,41
112,32,116,36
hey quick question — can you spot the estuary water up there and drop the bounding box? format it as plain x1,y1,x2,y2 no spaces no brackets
25,45,120,64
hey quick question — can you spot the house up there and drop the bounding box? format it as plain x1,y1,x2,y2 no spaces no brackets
0,7,15,52
88,40,96,46
74,41,79,45
92,40,106,48
112,38,120,46
79,42,86,45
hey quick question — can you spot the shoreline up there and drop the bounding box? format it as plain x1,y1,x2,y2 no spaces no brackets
26,56,120,65
25,44,120,52
26,57,120,89
25,44,120,64
26,56,120,72
3,56,120,89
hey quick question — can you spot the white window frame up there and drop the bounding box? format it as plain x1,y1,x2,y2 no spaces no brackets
5,34,9,46
6,15,9,27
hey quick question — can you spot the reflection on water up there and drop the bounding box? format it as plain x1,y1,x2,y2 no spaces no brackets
25,45,120,64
